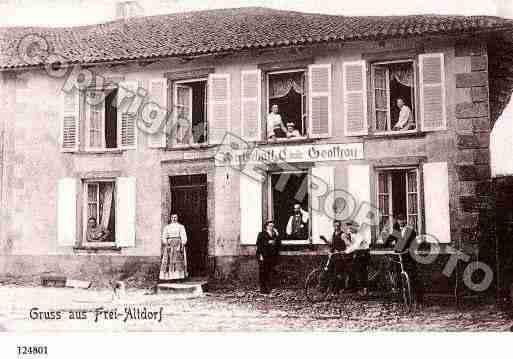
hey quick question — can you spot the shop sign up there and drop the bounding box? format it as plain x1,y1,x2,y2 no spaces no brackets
238,142,364,164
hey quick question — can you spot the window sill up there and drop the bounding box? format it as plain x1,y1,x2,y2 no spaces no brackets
74,149,125,155
364,131,426,140
73,245,121,253
165,143,216,151
257,137,317,146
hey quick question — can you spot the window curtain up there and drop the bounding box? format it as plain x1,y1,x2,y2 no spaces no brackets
390,65,414,88
269,73,304,99
100,183,114,229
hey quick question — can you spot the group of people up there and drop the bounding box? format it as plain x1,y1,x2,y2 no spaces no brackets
156,207,422,304
267,98,414,138
267,104,302,140
257,210,422,303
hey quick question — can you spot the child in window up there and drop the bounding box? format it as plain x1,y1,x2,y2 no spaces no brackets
285,122,301,138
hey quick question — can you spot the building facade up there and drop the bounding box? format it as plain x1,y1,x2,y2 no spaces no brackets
1,8,513,291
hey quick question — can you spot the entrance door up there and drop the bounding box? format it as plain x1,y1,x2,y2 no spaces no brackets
170,174,208,277
494,177,513,300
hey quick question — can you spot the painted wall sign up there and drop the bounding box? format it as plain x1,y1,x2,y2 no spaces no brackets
237,142,364,164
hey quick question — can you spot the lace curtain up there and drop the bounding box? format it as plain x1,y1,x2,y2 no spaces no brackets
100,183,114,229
390,65,414,88
269,73,304,99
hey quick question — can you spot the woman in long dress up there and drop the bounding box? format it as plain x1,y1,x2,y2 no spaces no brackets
160,213,188,280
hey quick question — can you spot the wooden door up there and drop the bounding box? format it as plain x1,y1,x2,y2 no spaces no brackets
170,174,208,277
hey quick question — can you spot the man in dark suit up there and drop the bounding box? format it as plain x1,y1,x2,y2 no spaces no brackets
256,220,281,294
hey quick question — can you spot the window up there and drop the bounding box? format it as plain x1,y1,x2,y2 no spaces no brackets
173,79,208,146
85,88,118,149
268,170,310,244
377,168,420,245
266,70,306,140
84,180,116,244
372,60,417,133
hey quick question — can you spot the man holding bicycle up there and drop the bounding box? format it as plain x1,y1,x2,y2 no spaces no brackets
320,220,351,293
378,214,423,304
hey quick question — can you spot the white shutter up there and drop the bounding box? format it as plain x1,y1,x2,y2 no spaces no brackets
343,60,368,136
423,162,450,243
85,90,105,150
308,64,332,138
419,53,447,131
118,81,138,149
241,69,262,141
57,178,77,246
311,165,335,244
116,177,136,247
148,78,168,148
173,84,193,146
208,73,231,144
240,168,263,245
347,164,371,246
61,89,79,152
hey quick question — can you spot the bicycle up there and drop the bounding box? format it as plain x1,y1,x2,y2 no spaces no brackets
305,250,414,312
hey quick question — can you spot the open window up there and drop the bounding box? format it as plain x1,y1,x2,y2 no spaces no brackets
84,180,116,244
372,60,417,134
84,88,118,150
268,170,310,244
266,70,306,140
376,168,421,246
173,79,208,146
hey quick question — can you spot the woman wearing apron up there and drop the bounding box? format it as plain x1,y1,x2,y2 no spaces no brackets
160,213,188,280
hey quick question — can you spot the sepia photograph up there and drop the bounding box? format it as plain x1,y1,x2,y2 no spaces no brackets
1,0,513,355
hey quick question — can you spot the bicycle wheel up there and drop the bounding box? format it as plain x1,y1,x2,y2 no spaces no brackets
305,268,331,303
400,271,413,312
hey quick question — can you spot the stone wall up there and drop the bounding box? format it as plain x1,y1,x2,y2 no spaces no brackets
453,40,494,266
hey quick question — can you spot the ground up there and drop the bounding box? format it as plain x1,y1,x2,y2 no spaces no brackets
0,284,512,331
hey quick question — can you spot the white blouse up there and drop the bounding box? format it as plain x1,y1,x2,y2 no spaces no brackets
161,223,188,244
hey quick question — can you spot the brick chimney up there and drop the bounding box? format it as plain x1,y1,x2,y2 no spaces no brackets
115,1,144,21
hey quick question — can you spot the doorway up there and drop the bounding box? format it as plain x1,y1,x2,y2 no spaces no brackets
170,174,208,278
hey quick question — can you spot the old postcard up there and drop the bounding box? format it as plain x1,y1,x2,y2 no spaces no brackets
0,0,512,356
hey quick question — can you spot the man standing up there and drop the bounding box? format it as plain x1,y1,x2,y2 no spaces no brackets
344,221,370,296
379,214,423,304
393,98,415,131
395,214,423,304
286,202,309,241
256,220,281,294
320,220,352,292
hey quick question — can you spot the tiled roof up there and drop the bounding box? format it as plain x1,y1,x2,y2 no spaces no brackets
1,7,513,69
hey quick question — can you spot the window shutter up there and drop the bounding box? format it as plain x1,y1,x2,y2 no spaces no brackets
423,162,450,243
85,90,105,150
118,81,138,149
308,64,332,138
61,89,79,151
57,178,77,246
116,177,136,247
347,164,371,245
241,70,262,141
311,165,335,244
173,84,193,146
240,168,263,245
343,60,368,136
148,78,168,148
419,53,446,131
208,73,231,144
